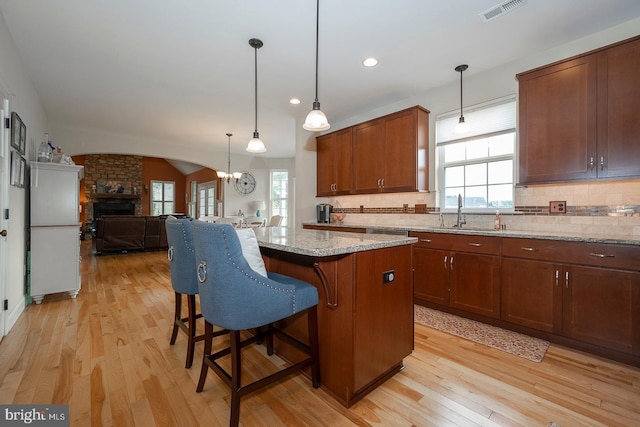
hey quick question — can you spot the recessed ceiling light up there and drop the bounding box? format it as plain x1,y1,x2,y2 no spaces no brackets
362,57,378,67
289,98,301,105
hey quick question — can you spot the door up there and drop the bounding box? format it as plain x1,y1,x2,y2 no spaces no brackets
413,247,450,306
449,252,501,319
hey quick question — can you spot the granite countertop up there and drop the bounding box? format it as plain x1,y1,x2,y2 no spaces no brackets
253,227,417,257
302,222,640,246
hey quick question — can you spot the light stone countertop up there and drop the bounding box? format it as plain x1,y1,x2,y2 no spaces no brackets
252,226,417,257
301,222,640,247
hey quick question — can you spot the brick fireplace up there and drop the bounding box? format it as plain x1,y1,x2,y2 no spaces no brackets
82,154,143,227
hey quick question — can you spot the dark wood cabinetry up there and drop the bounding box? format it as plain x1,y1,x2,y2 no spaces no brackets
353,107,429,193
411,232,501,319
518,35,640,184
501,238,640,357
316,128,353,196
316,106,429,196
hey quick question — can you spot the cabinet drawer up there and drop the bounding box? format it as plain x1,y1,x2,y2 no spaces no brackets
502,238,640,271
410,232,500,255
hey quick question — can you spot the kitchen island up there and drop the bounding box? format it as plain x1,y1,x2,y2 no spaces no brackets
253,227,417,407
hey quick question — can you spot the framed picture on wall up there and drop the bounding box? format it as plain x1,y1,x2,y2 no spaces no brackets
10,150,26,188
10,112,25,155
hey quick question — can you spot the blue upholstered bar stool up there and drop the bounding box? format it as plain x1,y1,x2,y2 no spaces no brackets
191,222,320,427
165,218,227,368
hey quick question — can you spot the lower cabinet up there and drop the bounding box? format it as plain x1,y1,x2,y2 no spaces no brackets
411,232,501,319
501,238,640,357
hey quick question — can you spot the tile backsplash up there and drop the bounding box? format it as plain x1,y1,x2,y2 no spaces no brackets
323,180,640,239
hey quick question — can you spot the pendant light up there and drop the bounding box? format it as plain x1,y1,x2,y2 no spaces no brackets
454,64,470,135
246,38,267,153
217,133,243,183
303,0,330,132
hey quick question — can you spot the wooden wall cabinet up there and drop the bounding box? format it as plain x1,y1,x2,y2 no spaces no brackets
411,232,501,319
518,35,640,184
353,107,429,194
316,105,429,196
316,128,353,196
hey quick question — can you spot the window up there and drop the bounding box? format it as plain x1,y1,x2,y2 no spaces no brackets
151,181,175,215
197,181,217,218
436,97,516,211
188,180,196,218
270,170,289,226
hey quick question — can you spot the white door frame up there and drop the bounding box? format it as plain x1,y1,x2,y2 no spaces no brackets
0,97,10,340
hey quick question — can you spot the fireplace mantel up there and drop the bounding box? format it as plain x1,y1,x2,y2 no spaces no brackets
93,193,140,201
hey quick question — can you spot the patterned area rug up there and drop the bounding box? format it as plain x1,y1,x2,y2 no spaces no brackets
414,305,550,363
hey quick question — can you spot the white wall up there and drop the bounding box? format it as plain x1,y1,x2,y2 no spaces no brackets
294,17,640,229
0,9,49,331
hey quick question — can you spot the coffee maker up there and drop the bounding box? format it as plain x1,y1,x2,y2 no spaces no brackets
316,204,332,223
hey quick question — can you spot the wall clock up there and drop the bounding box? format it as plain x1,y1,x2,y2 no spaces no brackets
234,172,256,195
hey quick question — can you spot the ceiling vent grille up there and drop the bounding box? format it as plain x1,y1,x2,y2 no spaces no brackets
480,0,527,22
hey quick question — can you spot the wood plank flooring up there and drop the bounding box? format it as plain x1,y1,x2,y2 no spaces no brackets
0,241,639,426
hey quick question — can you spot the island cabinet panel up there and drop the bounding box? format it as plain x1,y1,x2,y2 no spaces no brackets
353,245,413,392
517,35,640,184
410,232,501,319
316,128,353,196
260,243,414,407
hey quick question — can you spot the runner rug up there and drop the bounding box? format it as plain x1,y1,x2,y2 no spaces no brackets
414,305,550,363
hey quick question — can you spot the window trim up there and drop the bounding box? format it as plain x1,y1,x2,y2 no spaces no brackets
436,96,516,213
150,180,176,215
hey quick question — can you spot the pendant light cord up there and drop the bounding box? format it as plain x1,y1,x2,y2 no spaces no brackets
254,45,258,133
459,69,463,118
314,0,319,103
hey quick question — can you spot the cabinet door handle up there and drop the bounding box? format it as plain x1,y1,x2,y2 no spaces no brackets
381,178,385,188
420,239,432,243
555,270,559,287
589,252,615,258
589,156,595,171
450,256,454,270
521,247,537,252
600,156,605,170
565,271,569,289
443,255,448,269
377,178,381,187
468,242,482,247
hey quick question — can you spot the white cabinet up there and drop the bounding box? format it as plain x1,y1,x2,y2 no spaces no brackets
30,162,84,304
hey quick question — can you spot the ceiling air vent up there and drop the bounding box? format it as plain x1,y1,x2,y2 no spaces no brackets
480,0,527,22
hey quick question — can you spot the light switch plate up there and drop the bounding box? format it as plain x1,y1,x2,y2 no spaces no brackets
549,201,566,214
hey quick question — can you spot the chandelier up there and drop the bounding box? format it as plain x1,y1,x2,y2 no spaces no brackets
217,133,242,183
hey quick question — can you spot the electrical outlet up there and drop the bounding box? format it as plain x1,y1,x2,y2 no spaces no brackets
549,201,566,214
403,204,408,213
382,270,395,284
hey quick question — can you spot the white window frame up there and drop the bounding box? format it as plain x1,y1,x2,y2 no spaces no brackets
197,181,217,218
270,169,289,226
150,180,175,215
436,95,516,213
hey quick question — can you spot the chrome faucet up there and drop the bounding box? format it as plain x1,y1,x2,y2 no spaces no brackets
439,212,445,228
454,194,466,228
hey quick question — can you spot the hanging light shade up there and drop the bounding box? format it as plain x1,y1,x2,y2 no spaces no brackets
303,0,330,132
246,38,267,153
218,133,242,183
454,64,470,135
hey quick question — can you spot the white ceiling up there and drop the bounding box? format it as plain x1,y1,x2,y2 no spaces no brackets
2,0,640,163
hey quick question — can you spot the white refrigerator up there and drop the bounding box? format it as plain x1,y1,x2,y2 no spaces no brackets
30,162,84,304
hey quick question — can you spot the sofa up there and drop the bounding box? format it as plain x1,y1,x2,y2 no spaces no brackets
93,215,183,254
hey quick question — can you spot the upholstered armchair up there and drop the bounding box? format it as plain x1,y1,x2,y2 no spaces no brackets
190,222,320,427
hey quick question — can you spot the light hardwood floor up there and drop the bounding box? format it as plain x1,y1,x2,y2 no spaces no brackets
0,241,639,426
